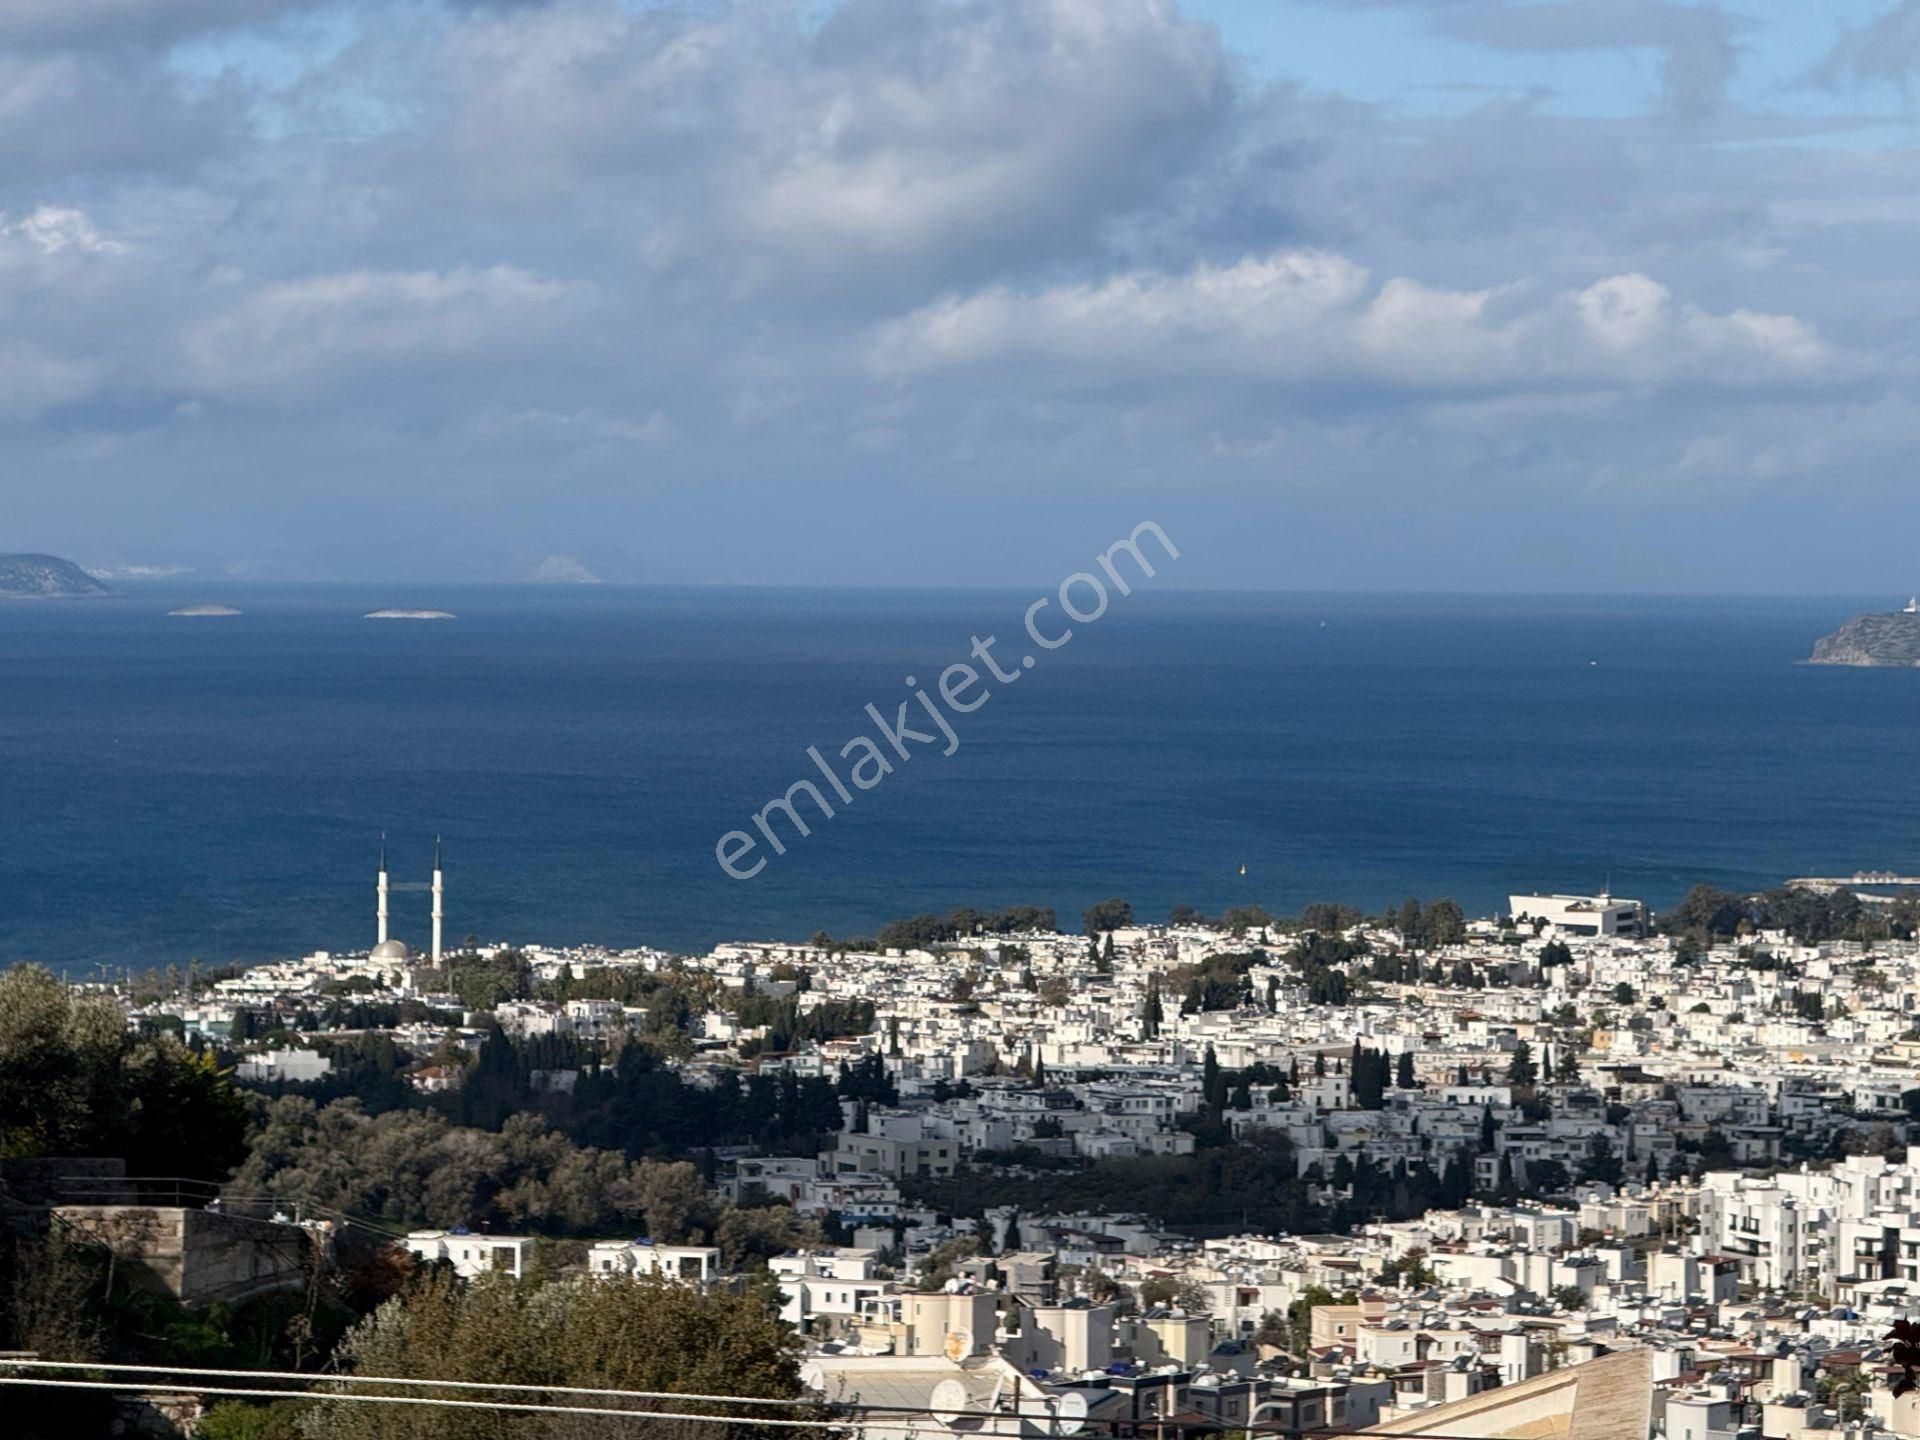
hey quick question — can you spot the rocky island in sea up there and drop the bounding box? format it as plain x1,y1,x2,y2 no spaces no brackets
168,604,242,617
365,608,456,620
0,552,108,599
1809,600,1920,666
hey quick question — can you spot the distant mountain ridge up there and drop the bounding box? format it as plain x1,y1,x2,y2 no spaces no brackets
1809,608,1920,666
0,553,109,599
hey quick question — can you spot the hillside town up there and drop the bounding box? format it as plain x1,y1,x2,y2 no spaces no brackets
21,876,1920,1440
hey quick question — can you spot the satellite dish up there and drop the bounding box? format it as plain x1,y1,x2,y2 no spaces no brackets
1052,1392,1090,1437
943,1327,975,1362
929,1379,970,1426
1016,1389,1053,1419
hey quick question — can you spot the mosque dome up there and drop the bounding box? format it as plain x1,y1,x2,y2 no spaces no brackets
371,938,409,961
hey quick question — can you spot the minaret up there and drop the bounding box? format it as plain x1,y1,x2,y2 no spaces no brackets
431,835,445,967
376,834,390,947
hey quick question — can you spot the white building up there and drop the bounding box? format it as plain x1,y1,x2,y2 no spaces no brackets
404,1229,533,1281
588,1240,721,1285
1509,893,1647,938
234,1048,332,1083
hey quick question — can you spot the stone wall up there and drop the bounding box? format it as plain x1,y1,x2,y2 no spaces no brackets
53,1205,314,1307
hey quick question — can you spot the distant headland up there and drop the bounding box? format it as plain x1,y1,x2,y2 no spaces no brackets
1809,600,1920,666
0,553,108,599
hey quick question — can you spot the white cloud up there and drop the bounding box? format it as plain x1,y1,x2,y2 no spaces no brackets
0,206,123,257
474,406,676,447
425,0,1229,291
2,0,1919,585
872,250,1841,392
181,265,588,397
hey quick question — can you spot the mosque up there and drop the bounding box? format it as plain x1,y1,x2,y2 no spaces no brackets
371,837,445,981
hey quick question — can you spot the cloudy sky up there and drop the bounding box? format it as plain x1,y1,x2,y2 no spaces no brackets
6,0,1920,590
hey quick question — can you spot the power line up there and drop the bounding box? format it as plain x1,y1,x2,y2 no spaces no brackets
0,1359,1560,1440
0,1374,1037,1438
0,1377,863,1428
1,1359,853,1410
0,1361,1028,1435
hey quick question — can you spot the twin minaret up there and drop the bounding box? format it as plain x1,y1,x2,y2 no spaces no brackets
377,836,390,946
375,836,445,966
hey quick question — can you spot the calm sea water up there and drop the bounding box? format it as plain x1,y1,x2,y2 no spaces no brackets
1,585,1915,971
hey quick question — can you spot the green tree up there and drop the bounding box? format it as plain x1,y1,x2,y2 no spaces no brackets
194,1402,308,1440
0,965,247,1181
1506,1040,1537,1088
1423,899,1467,948
1285,1285,1337,1357
1664,884,1749,938
1526,1158,1571,1195
1143,976,1164,1038
1580,1136,1625,1186
1139,1275,1211,1312
1701,1128,1735,1168
451,948,534,1011
307,1269,804,1440
1253,1308,1291,1353
1396,898,1424,947
917,1235,978,1289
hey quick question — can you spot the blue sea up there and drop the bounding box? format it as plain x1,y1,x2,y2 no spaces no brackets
1,585,1916,971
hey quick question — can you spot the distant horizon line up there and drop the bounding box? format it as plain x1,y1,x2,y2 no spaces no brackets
60,577,1915,602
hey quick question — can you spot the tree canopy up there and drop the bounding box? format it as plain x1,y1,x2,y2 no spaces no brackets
304,1268,805,1440
0,965,248,1181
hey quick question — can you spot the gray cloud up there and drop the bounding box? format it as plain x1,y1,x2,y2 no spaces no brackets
402,0,1232,306
0,0,313,51
2,0,1920,589
0,51,246,184
1806,1,1920,91
1429,1,1749,118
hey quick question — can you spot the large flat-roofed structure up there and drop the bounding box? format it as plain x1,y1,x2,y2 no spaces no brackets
1509,893,1647,938
1364,1347,1651,1440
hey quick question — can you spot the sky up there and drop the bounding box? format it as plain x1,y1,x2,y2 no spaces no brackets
6,0,1920,591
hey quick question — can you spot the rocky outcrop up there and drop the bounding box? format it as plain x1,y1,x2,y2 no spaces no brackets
1809,611,1920,667
0,552,108,598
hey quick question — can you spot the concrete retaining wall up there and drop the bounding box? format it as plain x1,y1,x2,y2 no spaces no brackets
54,1205,313,1307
